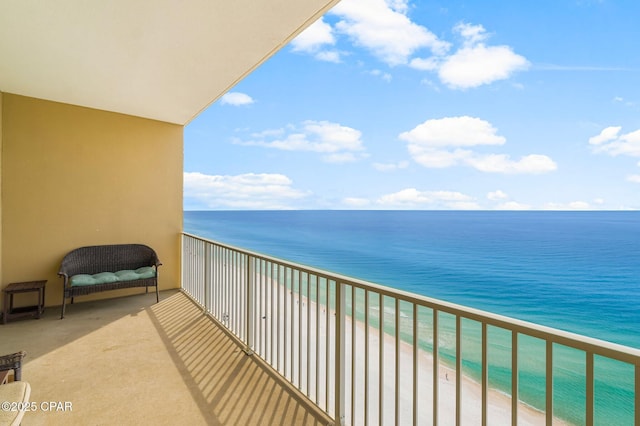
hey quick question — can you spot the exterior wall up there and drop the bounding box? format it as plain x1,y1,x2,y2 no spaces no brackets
1,94,183,308
0,91,3,292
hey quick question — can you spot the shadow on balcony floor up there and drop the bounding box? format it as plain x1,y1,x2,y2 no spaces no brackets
0,290,331,425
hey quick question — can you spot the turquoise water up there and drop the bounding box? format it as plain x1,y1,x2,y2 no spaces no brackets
184,210,640,424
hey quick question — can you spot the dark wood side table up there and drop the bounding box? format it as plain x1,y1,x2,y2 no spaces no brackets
2,280,47,324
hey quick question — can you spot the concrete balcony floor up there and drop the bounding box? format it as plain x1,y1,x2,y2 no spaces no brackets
1,290,331,425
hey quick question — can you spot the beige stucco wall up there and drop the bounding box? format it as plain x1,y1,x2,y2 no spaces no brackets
1,94,183,309
0,91,3,290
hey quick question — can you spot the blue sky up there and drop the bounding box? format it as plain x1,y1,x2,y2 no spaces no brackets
184,0,640,210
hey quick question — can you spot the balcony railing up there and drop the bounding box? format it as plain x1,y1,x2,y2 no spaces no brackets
181,232,640,425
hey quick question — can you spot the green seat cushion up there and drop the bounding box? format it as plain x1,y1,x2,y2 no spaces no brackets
114,267,155,281
69,274,98,286
93,272,119,283
70,266,156,286
134,266,156,279
114,270,139,281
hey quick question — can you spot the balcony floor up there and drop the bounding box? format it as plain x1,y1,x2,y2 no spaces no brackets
1,290,331,425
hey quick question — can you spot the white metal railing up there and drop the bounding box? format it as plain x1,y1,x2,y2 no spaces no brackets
181,232,640,426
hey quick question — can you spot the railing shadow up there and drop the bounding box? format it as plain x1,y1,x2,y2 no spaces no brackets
146,291,332,425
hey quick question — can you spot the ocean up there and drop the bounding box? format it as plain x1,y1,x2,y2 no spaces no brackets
183,210,640,425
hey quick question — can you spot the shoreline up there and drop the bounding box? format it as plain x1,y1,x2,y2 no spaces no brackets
346,313,569,425
252,275,570,425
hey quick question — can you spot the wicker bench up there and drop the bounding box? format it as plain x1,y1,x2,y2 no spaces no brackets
58,244,161,318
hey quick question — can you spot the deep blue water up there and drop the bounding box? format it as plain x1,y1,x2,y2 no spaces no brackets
184,210,640,348
184,210,640,424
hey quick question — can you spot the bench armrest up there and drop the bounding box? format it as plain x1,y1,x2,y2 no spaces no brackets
0,351,26,381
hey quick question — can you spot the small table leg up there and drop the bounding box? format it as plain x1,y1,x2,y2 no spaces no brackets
2,280,47,324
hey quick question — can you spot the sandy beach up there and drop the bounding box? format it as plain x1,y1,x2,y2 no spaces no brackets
243,271,569,426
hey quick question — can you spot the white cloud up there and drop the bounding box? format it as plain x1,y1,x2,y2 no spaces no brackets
385,0,410,14
627,175,640,183
613,96,637,107
612,96,636,107
373,161,409,171
543,201,592,210
487,190,532,210
487,190,509,201
250,128,286,138
184,172,309,209
300,120,364,152
402,116,557,174
430,190,475,202
369,69,393,81
295,7,526,90
324,152,361,163
589,126,640,157
454,22,489,46
494,201,531,210
407,148,471,168
399,116,506,147
438,44,530,89
588,126,621,145
236,120,366,163
291,18,343,62
466,153,557,174
377,188,478,209
436,24,529,89
331,0,450,66
409,57,440,71
378,188,430,205
315,50,342,63
291,18,335,52
220,92,255,106
450,201,482,210
410,22,529,89
419,78,441,91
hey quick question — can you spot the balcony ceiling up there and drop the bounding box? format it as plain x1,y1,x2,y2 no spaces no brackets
0,0,339,125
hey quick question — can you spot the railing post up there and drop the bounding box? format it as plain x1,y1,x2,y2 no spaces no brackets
635,361,640,426
180,234,185,291
434,310,439,426
335,282,346,425
586,352,593,426
512,331,519,426
482,322,488,426
244,254,254,355
204,242,211,313
546,341,553,424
